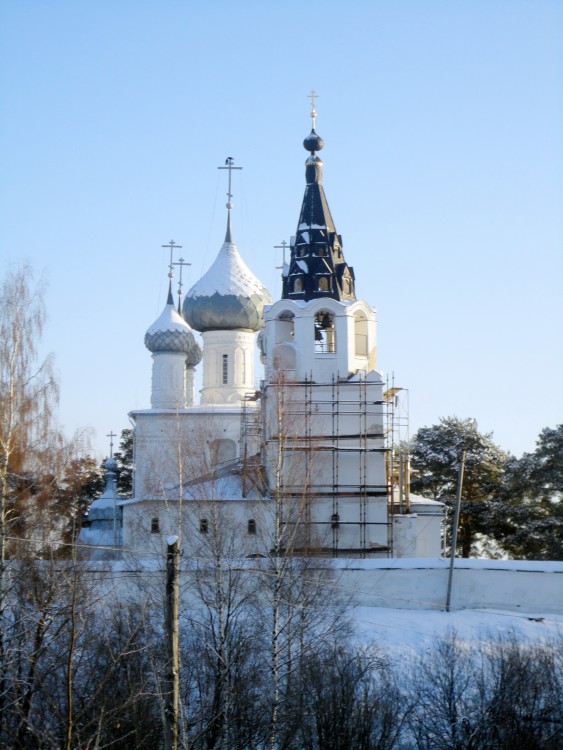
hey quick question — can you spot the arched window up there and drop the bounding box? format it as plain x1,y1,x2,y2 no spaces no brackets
151,517,160,534
317,277,328,292
354,312,368,356
199,519,208,534
277,311,294,341
248,519,256,534
314,311,336,353
293,277,303,293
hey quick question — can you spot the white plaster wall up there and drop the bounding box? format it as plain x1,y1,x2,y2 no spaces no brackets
150,351,188,409
393,515,418,557
130,407,254,500
122,496,269,558
84,558,563,615
201,329,256,404
336,559,563,613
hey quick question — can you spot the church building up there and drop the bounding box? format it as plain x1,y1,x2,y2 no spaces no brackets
83,101,443,559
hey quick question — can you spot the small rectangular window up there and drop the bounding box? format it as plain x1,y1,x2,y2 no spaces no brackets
248,519,256,535
222,354,228,385
199,518,208,534
151,517,160,534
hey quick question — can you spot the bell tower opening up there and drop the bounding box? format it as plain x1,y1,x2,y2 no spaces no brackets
314,311,336,353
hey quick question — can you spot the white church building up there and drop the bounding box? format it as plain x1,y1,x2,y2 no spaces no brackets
83,104,443,560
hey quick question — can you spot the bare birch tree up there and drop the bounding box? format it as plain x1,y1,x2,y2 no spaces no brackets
0,264,60,729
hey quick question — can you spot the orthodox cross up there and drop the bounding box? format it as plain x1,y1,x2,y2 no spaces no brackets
173,256,191,313
218,157,242,209
307,89,319,129
162,239,183,280
106,431,117,458
274,240,289,270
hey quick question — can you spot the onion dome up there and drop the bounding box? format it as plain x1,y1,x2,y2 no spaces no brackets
86,453,120,521
145,286,202,365
303,129,324,154
183,215,272,332
102,456,117,473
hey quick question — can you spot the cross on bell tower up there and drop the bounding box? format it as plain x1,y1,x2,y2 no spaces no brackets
307,89,319,129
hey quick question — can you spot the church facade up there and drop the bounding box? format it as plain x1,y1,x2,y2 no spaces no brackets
83,105,443,560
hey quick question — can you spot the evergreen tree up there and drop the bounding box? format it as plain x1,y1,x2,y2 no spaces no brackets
113,428,133,497
410,417,508,557
492,425,563,560
530,424,563,502
411,418,562,560
55,456,104,547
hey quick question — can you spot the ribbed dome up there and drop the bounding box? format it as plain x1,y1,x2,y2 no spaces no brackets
145,292,202,365
183,238,272,332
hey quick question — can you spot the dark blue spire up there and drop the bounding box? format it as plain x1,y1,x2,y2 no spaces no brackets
282,110,356,302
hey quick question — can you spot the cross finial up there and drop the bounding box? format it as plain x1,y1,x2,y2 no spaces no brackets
307,89,319,129
106,431,117,458
162,239,183,280
218,157,243,210
274,240,289,269
173,256,191,313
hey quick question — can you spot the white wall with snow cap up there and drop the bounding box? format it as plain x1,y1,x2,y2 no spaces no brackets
336,559,563,613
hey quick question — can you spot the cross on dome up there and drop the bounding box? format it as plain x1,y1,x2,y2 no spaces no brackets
173,256,191,313
307,89,319,129
218,157,242,211
274,240,289,269
162,239,183,281
106,430,116,458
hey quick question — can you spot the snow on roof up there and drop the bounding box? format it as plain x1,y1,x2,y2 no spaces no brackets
145,299,201,357
187,241,270,300
146,302,191,337
183,472,264,502
407,493,444,507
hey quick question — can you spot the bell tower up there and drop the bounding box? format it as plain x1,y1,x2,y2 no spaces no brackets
262,98,376,382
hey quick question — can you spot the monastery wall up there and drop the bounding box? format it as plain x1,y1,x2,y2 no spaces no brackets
336,559,563,613
84,559,563,615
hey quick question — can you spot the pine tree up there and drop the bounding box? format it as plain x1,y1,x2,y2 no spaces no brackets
410,417,508,557
114,428,134,497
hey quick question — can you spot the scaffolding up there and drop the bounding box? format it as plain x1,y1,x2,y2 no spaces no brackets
239,390,264,497
253,371,389,559
383,377,410,555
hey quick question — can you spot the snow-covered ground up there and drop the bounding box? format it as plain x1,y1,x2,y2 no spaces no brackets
351,606,563,660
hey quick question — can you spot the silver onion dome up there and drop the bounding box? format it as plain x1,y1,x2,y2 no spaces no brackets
145,288,202,365
183,220,272,333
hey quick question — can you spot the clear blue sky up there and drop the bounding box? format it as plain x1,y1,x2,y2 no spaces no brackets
1,0,561,460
